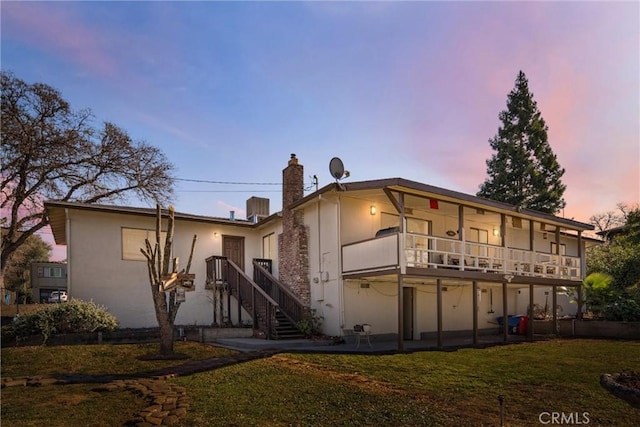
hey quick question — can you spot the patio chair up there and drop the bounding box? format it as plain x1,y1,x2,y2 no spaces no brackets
353,324,372,348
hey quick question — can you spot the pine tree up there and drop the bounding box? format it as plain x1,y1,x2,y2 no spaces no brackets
477,71,566,214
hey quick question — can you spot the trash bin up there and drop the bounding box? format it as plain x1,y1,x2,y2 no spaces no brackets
497,315,522,334
518,316,528,335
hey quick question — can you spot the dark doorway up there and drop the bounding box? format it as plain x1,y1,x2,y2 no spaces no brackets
403,287,414,340
223,235,245,270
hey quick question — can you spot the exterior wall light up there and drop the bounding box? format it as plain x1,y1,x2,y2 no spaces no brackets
370,205,376,215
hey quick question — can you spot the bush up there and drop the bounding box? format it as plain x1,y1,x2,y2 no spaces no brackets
296,309,323,337
11,299,118,344
605,296,640,322
1,325,16,343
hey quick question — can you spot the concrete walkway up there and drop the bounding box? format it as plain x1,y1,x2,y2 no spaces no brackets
214,333,534,354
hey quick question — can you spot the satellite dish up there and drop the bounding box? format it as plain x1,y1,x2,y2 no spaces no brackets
329,157,345,180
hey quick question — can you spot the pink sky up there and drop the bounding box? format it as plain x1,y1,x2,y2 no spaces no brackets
1,1,638,261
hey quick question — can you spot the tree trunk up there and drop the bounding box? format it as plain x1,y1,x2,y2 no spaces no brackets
140,206,197,356
159,316,175,355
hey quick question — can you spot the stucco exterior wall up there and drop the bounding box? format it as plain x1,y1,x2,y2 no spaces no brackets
515,286,578,316
305,196,342,336
343,280,519,337
67,209,261,328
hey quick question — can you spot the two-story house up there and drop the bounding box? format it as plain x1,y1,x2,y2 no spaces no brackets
45,155,593,349
31,262,67,303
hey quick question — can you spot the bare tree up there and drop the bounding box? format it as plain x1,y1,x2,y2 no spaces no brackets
140,205,197,356
1,71,175,272
589,203,636,235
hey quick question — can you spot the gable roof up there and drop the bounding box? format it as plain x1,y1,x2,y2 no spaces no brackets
44,200,281,245
292,178,594,231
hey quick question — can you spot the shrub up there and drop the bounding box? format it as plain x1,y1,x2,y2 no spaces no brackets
11,299,118,344
296,309,323,337
605,296,640,322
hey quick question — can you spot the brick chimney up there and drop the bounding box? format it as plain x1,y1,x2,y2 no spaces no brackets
278,154,310,306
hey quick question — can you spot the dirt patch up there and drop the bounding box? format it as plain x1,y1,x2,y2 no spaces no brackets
269,355,497,425
270,354,406,395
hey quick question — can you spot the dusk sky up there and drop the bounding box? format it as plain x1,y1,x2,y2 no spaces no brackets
1,1,638,258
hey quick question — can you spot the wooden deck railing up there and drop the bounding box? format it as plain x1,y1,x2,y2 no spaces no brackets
342,232,582,280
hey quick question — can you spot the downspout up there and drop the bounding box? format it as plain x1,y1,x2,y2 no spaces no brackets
317,196,322,283
318,193,344,334
398,193,405,351
65,208,71,297
337,194,344,335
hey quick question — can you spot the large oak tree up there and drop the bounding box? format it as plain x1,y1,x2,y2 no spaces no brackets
1,72,175,272
477,71,566,214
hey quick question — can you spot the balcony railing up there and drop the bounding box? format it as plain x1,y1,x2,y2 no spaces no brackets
342,232,581,280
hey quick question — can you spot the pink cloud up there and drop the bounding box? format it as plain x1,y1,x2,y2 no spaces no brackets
394,3,638,223
2,2,118,77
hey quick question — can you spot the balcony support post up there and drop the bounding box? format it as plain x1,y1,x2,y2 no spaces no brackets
529,220,535,252
502,281,509,342
437,279,443,347
397,273,405,352
472,281,478,345
458,206,465,269
576,284,583,320
528,284,534,338
577,231,584,280
552,284,558,336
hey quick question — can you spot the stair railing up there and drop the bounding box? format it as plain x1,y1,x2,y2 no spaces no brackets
205,255,227,289
252,260,306,328
207,256,279,339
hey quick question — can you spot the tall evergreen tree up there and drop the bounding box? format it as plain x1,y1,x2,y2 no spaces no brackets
477,71,566,214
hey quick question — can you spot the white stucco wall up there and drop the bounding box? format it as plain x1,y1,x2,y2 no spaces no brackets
342,280,520,338
67,209,264,328
306,195,342,336
515,286,578,317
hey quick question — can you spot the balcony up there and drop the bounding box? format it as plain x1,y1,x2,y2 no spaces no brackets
342,232,582,281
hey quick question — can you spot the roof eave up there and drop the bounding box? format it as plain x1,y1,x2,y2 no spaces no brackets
290,178,594,231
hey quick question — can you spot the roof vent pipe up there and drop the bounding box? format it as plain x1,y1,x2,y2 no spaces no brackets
230,210,235,221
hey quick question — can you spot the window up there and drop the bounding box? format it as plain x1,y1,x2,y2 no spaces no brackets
39,267,63,278
380,212,400,230
469,227,489,244
122,228,167,261
551,242,566,255
44,267,63,278
262,233,275,259
380,213,430,235
406,217,430,235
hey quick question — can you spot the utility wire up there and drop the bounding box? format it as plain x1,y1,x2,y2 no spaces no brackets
175,178,317,187
176,177,318,194
175,178,280,185
180,190,280,193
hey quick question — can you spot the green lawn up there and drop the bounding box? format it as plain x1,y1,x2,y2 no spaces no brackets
2,339,639,426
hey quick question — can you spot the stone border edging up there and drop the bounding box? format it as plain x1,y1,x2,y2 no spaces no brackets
1,348,281,426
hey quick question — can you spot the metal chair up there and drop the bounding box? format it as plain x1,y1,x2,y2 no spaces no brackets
353,323,372,348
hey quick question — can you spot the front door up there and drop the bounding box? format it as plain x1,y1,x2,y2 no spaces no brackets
223,235,245,270
403,287,414,340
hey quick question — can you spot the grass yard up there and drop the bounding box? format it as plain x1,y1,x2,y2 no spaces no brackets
2,339,639,426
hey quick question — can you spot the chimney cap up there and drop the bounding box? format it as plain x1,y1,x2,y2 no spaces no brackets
288,153,298,165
